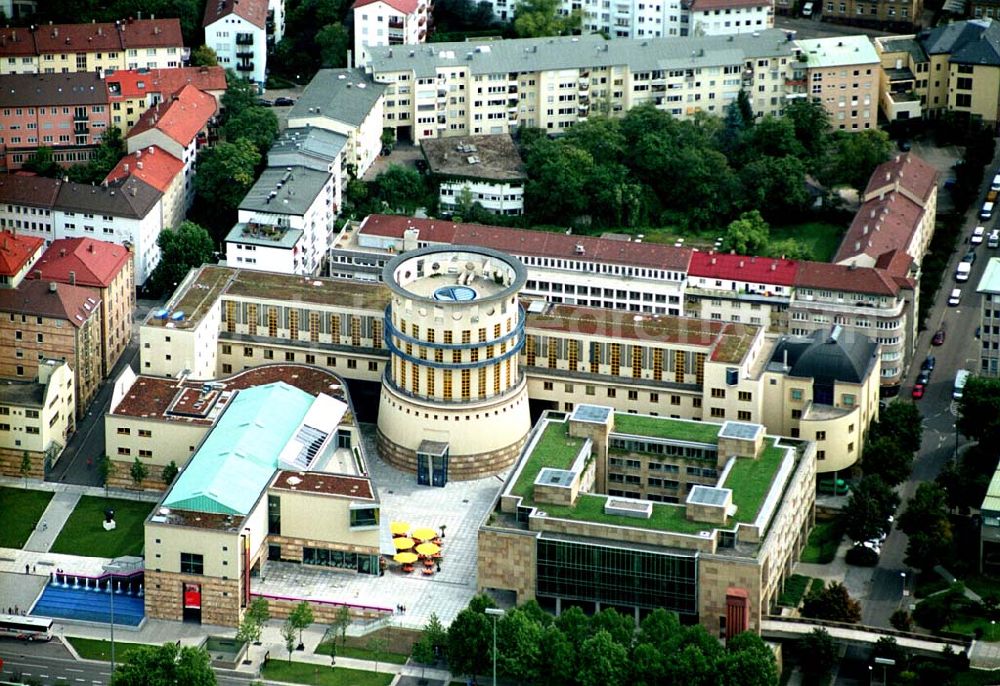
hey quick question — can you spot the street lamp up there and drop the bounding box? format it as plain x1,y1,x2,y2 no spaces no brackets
103,561,125,675
485,607,505,686
900,572,907,599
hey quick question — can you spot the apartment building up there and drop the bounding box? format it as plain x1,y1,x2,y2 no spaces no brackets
105,146,187,231
821,0,921,30
797,35,880,131
0,230,43,287
287,69,386,177
874,20,1000,124
686,0,775,36
0,278,101,416
352,0,429,68
0,72,112,170
479,407,814,634
0,359,75,480
106,66,228,133
0,19,185,76
421,135,526,216
0,175,60,244
31,238,135,377
364,31,801,142
977,257,1000,376
204,0,270,88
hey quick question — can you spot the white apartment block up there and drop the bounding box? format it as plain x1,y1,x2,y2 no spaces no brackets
796,35,880,131
365,31,801,141
226,223,311,275
269,0,287,45
421,135,526,216
352,0,429,68
203,0,269,88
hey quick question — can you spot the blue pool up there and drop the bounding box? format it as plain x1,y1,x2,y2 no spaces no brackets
32,579,145,626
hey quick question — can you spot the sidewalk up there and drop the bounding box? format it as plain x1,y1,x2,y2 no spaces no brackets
24,491,80,552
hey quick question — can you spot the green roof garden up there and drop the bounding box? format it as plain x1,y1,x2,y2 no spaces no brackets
511,421,586,499
612,413,721,444
724,440,787,524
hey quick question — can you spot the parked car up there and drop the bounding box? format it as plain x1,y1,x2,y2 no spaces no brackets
949,288,962,306
911,383,925,399
817,477,849,495
963,249,978,264
846,545,879,566
932,329,946,345
956,262,971,282
922,355,936,371
973,226,986,245
898,139,912,152
274,96,295,106
990,229,1000,248
992,173,1000,192
917,370,930,385
801,1,814,15
977,326,982,339
256,98,274,107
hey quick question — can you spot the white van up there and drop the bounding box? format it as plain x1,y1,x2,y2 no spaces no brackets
949,288,962,306
990,229,1000,248
982,201,996,220
956,262,972,282
991,174,1000,192
802,1,814,15
954,369,971,400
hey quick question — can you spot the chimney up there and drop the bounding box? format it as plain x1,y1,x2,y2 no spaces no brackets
33,269,41,280
88,243,94,253
69,270,76,285
48,281,57,293
59,248,66,257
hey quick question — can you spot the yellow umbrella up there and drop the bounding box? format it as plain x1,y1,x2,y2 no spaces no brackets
394,552,418,564
390,521,410,536
412,527,438,541
416,542,440,557
393,537,415,551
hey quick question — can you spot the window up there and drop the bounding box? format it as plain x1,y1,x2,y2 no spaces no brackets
711,388,726,399
268,495,281,535
710,407,725,418
737,410,752,421
790,388,804,401
180,553,204,575
138,429,151,438
817,450,826,460
738,391,752,402
815,431,826,441
350,507,379,528
841,394,855,407
607,388,617,398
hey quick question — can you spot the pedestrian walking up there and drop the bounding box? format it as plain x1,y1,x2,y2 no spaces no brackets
24,563,29,574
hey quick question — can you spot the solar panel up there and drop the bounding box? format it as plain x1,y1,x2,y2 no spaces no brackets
718,421,763,440
572,404,611,424
688,485,730,506
537,468,574,487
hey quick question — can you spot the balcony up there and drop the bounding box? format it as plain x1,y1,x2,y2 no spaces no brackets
235,33,254,45
236,62,255,72
388,18,405,28
419,29,426,39
236,50,254,59
418,14,426,25
74,123,89,134
73,111,89,122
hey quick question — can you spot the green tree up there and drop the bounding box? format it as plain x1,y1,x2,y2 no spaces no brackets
636,608,681,649
222,107,279,155
553,605,591,649
446,600,494,679
590,607,634,647
280,619,296,663
316,24,350,68
110,642,216,686
148,221,215,297
724,210,770,255
98,454,113,496
247,597,270,626
875,402,923,454
861,435,912,487
221,70,259,123
890,609,913,631
826,129,893,190
513,0,581,37
497,608,543,683
524,139,594,223
193,139,261,224
736,89,755,129
22,147,63,178
424,612,447,654
366,636,388,673
331,604,351,646
958,376,1000,446
739,155,809,221
374,164,427,213
576,629,628,686
783,98,831,167
19,451,31,487
190,45,219,67
563,116,626,163
844,475,900,543
411,634,436,681
717,632,778,686
899,484,954,571
236,614,262,645
801,581,863,623
745,116,805,160
66,127,127,185
129,457,148,488
289,600,314,648
538,622,577,686
796,628,838,680
161,461,179,486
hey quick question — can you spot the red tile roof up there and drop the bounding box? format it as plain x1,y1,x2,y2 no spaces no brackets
126,84,217,147
351,0,420,14
688,251,799,286
0,230,43,277
0,175,63,208
794,261,900,296
203,0,268,29
360,214,692,271
32,238,131,288
104,146,184,193
118,18,184,49
32,22,120,54
106,66,227,102
864,152,938,204
834,192,925,264
0,278,100,327
271,471,375,500
0,27,39,56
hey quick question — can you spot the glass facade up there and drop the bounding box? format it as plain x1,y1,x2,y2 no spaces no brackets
609,438,718,462
536,538,698,615
302,547,379,575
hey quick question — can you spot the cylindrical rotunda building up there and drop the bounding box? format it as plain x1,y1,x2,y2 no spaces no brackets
376,245,531,482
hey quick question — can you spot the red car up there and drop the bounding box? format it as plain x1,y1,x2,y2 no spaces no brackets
932,329,946,346
912,384,925,399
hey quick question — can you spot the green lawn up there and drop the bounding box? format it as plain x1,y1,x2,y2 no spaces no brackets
613,413,721,444
769,222,845,263
800,518,845,564
777,574,812,607
724,442,787,524
66,637,151,661
947,615,1000,641
958,669,1000,686
262,660,393,685
315,642,408,664
511,422,585,498
0,487,53,548
49,496,153,558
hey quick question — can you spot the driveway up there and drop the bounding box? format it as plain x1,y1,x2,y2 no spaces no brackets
911,139,962,214
364,142,425,181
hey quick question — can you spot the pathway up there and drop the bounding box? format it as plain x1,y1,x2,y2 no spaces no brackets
24,491,80,552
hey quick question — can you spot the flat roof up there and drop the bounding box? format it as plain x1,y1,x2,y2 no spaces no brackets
796,35,879,68
978,257,1000,295
421,135,526,182
613,413,721,444
271,470,375,500
239,166,330,216
226,223,304,249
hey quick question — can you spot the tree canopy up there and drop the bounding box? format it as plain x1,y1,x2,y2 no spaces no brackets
193,138,261,238
801,581,863,623
844,475,899,543
148,221,216,297
513,0,582,37
221,106,279,156
899,482,953,572
110,642,216,686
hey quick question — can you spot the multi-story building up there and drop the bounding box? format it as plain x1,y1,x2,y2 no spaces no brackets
287,69,386,177
0,72,112,170
364,31,801,142
0,358,75,479
796,35,880,131
106,66,228,133
875,20,1000,124
203,0,270,89
142,370,379,627
821,0,920,30
352,0,429,68
268,0,287,45
976,257,1000,376
0,230,43,287
684,251,798,331
478,406,815,634
686,0,775,37
421,134,526,216
0,175,60,245
0,278,101,416
105,146,187,232
0,19,185,76
31,237,135,377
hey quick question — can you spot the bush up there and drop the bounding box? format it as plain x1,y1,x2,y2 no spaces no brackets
846,545,880,567
914,596,956,632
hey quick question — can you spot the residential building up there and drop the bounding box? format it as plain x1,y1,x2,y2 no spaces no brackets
0,230,43,287
225,223,310,275
53,176,163,286
31,237,135,376
143,373,379,627
976,257,1000,376
686,0,775,37
126,84,217,223
0,358,75,479
203,0,270,88
0,72,112,170
420,134,526,216
352,0,429,68
478,406,815,635
106,66,228,133
684,251,798,331
365,31,801,142
0,175,60,246
267,127,347,204
796,35,880,131
0,19,185,76
821,0,920,30
287,69,386,177
268,0,287,45
980,464,1000,573
0,278,102,416
872,34,926,121
105,146,187,231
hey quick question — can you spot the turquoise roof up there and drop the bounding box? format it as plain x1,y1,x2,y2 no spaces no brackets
163,382,314,515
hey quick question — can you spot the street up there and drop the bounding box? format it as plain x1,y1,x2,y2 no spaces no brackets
773,14,893,39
